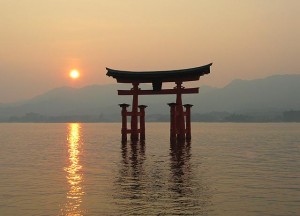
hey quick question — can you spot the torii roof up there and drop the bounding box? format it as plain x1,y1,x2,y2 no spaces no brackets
106,63,212,83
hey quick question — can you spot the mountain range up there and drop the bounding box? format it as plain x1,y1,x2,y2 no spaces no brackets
1,74,299,122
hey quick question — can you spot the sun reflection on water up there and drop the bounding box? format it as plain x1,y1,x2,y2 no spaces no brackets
61,123,85,216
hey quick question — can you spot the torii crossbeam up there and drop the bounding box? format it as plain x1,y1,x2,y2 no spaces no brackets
106,63,212,142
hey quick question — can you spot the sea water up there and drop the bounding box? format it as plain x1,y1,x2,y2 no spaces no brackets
0,123,299,215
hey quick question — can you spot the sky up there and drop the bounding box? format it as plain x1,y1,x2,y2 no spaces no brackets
0,0,299,103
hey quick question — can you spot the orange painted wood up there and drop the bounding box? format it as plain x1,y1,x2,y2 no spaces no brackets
118,87,199,95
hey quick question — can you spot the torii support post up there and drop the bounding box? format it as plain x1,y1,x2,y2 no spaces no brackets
168,103,177,141
184,104,193,141
138,105,147,140
119,103,130,142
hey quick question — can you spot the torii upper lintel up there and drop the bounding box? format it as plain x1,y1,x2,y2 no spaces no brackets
106,63,212,87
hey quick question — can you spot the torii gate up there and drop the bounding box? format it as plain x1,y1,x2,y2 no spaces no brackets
106,63,212,142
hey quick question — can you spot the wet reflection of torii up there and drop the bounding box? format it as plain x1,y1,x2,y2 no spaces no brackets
114,140,211,215
106,63,212,142
169,140,192,195
115,140,146,202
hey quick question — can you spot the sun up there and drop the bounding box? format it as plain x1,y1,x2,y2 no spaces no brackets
69,69,80,79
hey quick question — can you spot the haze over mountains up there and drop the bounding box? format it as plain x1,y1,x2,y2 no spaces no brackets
1,74,299,122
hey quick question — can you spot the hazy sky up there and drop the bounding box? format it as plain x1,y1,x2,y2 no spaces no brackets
0,0,299,102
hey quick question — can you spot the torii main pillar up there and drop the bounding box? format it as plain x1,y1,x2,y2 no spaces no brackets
175,81,185,140
130,82,139,141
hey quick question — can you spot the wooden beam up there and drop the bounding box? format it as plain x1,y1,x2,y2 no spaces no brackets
118,87,199,95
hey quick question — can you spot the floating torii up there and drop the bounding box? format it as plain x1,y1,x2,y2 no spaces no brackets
106,63,212,142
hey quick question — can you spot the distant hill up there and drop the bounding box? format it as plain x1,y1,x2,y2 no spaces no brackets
0,74,299,122
192,74,300,113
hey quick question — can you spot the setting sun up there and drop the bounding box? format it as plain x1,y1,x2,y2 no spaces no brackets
70,70,80,79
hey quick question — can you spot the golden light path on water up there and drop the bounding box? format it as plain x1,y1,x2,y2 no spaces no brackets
61,123,85,216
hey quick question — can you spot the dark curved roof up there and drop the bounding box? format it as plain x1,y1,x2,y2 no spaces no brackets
106,63,212,83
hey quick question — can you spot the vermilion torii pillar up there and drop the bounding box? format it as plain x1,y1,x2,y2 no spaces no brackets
138,105,147,140
168,103,193,141
176,81,186,140
106,63,212,142
168,103,177,141
130,83,139,141
119,101,147,142
119,103,130,142
184,104,193,141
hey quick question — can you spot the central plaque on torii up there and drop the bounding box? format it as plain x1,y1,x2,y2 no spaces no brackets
106,63,212,142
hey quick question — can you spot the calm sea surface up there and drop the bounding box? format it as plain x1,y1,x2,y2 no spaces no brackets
0,123,299,216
